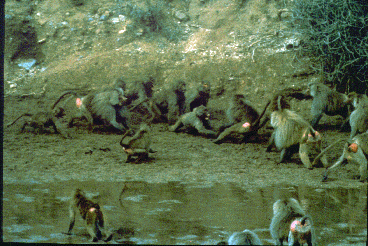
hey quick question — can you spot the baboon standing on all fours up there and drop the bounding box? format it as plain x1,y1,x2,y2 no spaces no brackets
266,96,327,169
124,77,155,112
323,131,368,182
344,92,368,141
120,123,156,163
184,80,211,113
169,105,217,138
307,80,350,128
67,189,112,242
270,198,315,246
53,78,131,132
149,80,186,124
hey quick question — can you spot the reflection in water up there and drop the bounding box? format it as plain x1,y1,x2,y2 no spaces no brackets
2,181,367,244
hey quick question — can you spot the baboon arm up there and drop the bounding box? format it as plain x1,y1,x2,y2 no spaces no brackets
169,119,183,132
266,132,275,152
68,206,76,233
311,113,323,127
193,120,216,136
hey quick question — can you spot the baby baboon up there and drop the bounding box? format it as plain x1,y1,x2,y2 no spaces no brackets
67,188,112,242
227,229,263,245
323,131,368,182
270,198,315,246
267,96,326,169
6,108,71,138
307,80,349,128
120,123,156,163
169,105,217,138
184,80,211,113
150,80,186,124
345,92,368,140
213,95,270,144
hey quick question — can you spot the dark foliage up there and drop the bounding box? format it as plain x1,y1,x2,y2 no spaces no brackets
292,0,368,93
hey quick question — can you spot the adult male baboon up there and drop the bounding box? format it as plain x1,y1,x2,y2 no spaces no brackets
53,78,130,132
345,92,368,141
149,80,186,124
270,198,315,246
67,188,112,242
169,105,217,138
213,94,270,144
227,229,263,245
266,96,327,169
6,108,71,138
307,80,350,128
322,131,368,182
184,80,211,113
120,123,156,163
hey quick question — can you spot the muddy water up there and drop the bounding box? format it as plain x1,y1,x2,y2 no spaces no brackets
2,181,367,245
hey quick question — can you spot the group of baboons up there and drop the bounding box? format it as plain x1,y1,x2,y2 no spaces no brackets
67,187,315,245
7,76,368,181
7,76,367,245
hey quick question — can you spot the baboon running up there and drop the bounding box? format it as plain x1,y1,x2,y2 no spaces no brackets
345,92,368,141
270,198,315,246
67,188,112,242
184,80,211,113
124,77,155,111
266,96,327,169
6,108,71,138
53,78,130,132
169,105,217,138
149,80,186,124
307,79,349,128
323,131,368,182
120,123,156,163
227,229,263,245
213,94,270,144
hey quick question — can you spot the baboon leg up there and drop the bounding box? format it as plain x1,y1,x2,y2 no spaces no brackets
125,154,133,163
193,120,216,137
109,119,126,131
349,126,358,141
320,154,329,168
311,113,323,128
266,132,275,152
279,148,287,163
53,118,71,139
169,119,183,132
299,145,313,169
213,125,236,143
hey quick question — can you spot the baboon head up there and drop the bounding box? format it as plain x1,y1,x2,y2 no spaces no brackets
193,105,210,120
174,80,186,93
114,77,127,91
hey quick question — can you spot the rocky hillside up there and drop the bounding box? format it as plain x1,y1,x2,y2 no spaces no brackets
5,0,313,109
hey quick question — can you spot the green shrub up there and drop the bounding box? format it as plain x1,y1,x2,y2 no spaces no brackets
293,0,368,92
124,0,185,42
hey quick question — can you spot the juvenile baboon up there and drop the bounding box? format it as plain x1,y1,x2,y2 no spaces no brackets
307,80,349,128
67,188,112,242
169,105,217,138
213,95,270,144
120,123,156,163
227,229,263,245
345,92,368,140
322,131,368,182
184,80,211,113
270,198,315,246
53,79,130,132
149,80,186,124
267,96,326,169
6,108,71,138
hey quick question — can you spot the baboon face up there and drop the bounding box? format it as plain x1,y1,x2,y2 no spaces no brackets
194,105,210,119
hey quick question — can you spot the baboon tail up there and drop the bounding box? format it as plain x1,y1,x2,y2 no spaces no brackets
52,91,77,110
311,139,345,167
7,113,33,127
